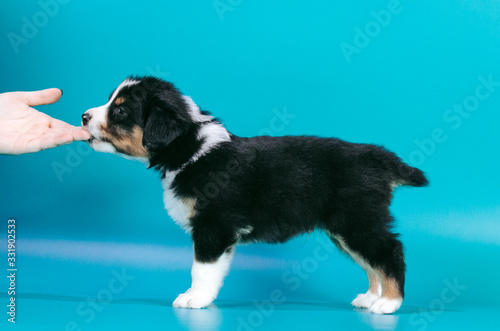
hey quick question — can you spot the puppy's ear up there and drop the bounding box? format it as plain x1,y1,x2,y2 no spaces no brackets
142,100,184,150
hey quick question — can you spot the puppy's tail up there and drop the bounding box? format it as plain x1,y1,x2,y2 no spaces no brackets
392,161,429,187
374,146,429,187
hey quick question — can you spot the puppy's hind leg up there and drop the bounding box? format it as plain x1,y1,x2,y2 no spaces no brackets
327,214,405,314
173,225,236,309
328,233,381,308
351,268,382,308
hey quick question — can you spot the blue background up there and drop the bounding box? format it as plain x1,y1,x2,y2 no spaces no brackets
0,0,499,330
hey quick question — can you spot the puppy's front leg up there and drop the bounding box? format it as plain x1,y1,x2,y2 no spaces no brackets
173,244,235,309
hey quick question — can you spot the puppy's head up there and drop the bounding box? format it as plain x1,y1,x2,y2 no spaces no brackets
82,77,195,158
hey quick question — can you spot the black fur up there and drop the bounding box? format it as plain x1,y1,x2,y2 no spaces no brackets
107,76,428,299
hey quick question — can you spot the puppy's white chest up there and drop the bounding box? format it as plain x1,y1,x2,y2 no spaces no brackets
161,172,195,232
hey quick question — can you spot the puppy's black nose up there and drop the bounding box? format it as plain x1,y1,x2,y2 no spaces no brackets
81,113,91,126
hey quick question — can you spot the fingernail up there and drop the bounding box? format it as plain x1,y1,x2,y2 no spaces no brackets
60,89,64,96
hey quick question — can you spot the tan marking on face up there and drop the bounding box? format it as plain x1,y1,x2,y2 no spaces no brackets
378,271,402,299
182,198,197,219
115,97,125,106
99,124,148,157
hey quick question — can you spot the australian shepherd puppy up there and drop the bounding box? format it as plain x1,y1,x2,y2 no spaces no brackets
81,76,428,314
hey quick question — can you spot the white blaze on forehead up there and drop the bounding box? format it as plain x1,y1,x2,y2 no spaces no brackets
109,78,141,104
84,78,140,139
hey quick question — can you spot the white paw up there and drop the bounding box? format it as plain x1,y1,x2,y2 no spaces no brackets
172,289,216,309
368,297,402,314
351,291,380,308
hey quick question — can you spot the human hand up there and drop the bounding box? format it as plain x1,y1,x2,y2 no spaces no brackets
0,89,91,155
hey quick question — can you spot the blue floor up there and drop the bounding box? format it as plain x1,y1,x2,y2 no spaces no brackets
4,296,500,331
1,231,499,330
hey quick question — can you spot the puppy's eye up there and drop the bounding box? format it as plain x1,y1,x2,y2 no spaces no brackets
113,107,126,117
